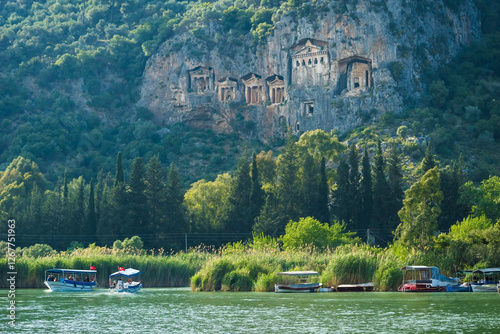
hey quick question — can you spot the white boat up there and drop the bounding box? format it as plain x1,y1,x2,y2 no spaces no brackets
109,268,142,293
274,271,322,293
471,268,500,292
44,268,99,292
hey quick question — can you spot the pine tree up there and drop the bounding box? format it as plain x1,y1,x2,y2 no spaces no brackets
359,148,373,230
332,155,350,224
421,142,436,173
250,152,264,224
317,157,330,223
28,183,44,237
348,143,361,229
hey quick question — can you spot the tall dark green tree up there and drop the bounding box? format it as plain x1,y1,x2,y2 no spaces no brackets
276,134,300,232
127,157,148,237
372,141,391,236
250,152,264,224
348,143,361,229
28,183,44,237
359,148,373,230
253,192,281,236
223,153,253,234
332,155,350,224
114,151,124,187
300,153,319,218
85,179,97,238
74,177,86,241
386,145,404,231
165,163,185,236
317,157,330,223
145,155,167,245
421,142,436,173
438,155,470,231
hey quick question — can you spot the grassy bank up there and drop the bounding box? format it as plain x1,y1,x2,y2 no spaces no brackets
0,246,211,289
190,243,430,292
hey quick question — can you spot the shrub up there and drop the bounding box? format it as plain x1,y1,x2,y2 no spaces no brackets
22,244,56,258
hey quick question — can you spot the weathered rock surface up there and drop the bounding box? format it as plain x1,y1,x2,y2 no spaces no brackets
138,0,481,140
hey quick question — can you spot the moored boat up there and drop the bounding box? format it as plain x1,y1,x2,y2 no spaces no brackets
109,267,142,293
398,266,459,292
44,268,99,292
470,268,500,292
274,271,322,293
337,282,374,292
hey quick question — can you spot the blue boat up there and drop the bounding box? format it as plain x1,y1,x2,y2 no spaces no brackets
44,268,99,292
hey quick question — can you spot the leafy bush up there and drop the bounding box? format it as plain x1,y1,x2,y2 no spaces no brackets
22,244,56,258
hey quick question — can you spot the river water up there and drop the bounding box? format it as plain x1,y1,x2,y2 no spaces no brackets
3,288,500,333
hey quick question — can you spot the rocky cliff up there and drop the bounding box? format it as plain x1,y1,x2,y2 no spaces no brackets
138,0,481,140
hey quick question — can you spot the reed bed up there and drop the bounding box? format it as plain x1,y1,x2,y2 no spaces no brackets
0,246,212,288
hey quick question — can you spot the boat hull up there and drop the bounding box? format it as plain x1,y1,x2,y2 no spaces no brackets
109,282,142,293
398,283,445,292
274,283,321,293
337,283,374,292
471,284,497,292
445,284,472,292
44,280,97,292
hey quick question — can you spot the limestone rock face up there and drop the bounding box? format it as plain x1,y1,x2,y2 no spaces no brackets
138,0,480,139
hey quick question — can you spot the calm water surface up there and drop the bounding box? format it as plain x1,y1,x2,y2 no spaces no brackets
3,288,500,333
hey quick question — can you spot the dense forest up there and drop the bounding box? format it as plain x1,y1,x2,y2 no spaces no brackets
1,0,500,263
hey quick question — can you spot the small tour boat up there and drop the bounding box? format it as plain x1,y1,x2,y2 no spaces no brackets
109,267,142,293
336,282,374,292
470,268,500,292
44,268,99,292
274,271,322,293
398,266,459,292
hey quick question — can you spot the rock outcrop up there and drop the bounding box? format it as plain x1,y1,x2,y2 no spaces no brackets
138,0,481,139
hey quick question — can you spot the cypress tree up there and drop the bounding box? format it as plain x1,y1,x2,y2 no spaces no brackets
250,152,264,224
114,151,124,187
348,143,361,229
85,179,97,238
386,145,404,231
372,141,391,238
276,133,300,231
166,163,185,236
300,153,319,219
223,153,252,234
332,155,350,224
253,192,281,236
75,177,86,241
127,157,147,237
317,157,330,223
359,148,373,230
145,155,167,247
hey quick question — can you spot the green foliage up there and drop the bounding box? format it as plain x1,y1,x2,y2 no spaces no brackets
22,244,56,258
112,236,144,255
372,255,404,291
282,217,357,250
396,167,443,251
461,176,500,222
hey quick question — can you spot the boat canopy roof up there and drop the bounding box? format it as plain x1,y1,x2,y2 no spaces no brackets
109,268,141,278
401,266,436,270
277,271,319,276
45,269,96,274
472,268,500,274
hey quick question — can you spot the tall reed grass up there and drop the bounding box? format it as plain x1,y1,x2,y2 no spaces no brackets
0,246,211,288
